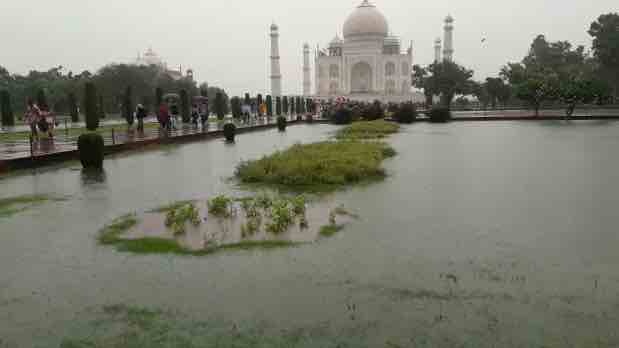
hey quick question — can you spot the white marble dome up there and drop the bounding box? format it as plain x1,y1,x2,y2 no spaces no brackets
343,0,389,38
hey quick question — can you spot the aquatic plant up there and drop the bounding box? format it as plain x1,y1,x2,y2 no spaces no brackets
0,194,57,218
235,141,397,190
336,120,399,140
208,195,232,217
266,199,294,234
98,213,138,244
291,194,307,215
319,224,344,237
165,203,201,235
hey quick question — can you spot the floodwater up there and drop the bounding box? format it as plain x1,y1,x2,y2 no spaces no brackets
2,121,619,347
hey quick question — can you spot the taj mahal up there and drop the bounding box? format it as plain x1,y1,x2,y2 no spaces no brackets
269,0,455,103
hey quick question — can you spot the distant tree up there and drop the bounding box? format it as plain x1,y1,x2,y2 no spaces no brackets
426,61,474,108
257,94,263,116
180,89,190,122
282,96,289,114
300,97,306,113
266,95,273,116
515,75,559,116
0,90,15,126
295,97,302,114
68,92,79,122
412,65,435,106
199,84,208,97
275,96,282,116
589,13,619,98
155,87,163,107
558,78,610,117
123,86,134,126
290,97,295,115
471,82,491,109
84,82,99,130
244,93,250,106
230,96,242,118
98,95,106,119
485,77,504,108
214,92,225,120
37,89,48,110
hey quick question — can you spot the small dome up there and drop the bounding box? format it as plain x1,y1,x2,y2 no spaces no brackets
445,14,454,23
270,23,278,31
343,0,389,39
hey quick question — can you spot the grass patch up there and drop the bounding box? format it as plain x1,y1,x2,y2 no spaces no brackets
0,194,64,218
98,213,138,244
336,120,400,140
235,141,396,191
109,237,299,256
147,200,195,213
319,224,345,237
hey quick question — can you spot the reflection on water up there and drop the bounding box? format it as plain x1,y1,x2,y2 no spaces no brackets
80,169,107,185
2,122,619,347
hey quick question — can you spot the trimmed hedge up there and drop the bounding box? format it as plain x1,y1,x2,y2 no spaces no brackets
77,133,104,169
223,123,236,142
392,102,417,123
0,90,15,126
427,107,452,123
277,116,287,131
333,107,352,125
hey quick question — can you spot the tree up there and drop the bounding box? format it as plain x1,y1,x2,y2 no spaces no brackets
290,97,295,115
84,82,99,130
98,95,106,119
266,95,273,116
214,92,225,120
485,77,504,108
180,89,190,123
199,84,208,97
426,61,474,108
68,92,79,122
1,90,15,126
471,82,491,109
123,86,134,126
515,75,559,116
558,78,610,117
412,65,435,106
295,97,302,114
589,13,619,98
37,89,48,110
230,96,242,118
282,96,289,114
244,93,250,106
155,87,163,108
275,96,282,116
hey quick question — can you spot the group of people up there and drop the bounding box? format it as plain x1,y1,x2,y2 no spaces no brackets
155,100,209,132
26,99,55,141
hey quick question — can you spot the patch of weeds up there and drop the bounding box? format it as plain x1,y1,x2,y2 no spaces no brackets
147,200,194,213
319,224,344,237
291,194,307,216
266,199,294,234
335,120,400,140
0,194,61,218
102,304,162,328
165,202,201,235
208,195,232,217
98,213,138,244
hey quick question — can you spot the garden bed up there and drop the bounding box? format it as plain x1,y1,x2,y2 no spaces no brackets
98,193,356,255
335,120,400,140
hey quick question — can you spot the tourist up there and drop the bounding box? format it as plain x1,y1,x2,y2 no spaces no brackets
158,103,170,132
25,99,41,141
199,100,209,129
135,104,146,133
169,102,179,130
37,104,54,139
191,104,199,126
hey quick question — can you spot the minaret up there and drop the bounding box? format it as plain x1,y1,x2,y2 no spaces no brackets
443,15,454,61
434,38,442,63
270,23,282,98
303,43,311,96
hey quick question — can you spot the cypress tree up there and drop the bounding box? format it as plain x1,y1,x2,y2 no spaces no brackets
98,95,106,119
244,93,250,106
296,96,302,114
231,97,242,118
214,92,225,120
275,96,282,116
257,94,263,116
290,97,295,115
180,89,190,123
0,90,15,126
123,86,134,126
282,96,288,115
84,82,99,130
155,87,163,108
68,92,79,122
266,95,273,116
36,89,48,110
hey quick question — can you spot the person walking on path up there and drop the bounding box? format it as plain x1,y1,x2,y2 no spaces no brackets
136,104,146,133
158,103,170,133
25,99,41,141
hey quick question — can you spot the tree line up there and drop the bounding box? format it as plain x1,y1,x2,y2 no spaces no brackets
412,12,618,116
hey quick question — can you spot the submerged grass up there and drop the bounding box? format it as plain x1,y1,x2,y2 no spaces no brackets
235,141,396,191
336,120,400,140
98,213,138,244
147,200,195,213
319,224,345,237
0,194,64,218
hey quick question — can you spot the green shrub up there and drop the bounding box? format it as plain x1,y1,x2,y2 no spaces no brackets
266,199,294,234
428,107,451,123
266,95,273,116
282,96,289,115
165,203,200,235
215,92,225,120
230,96,242,119
392,102,417,123
77,133,104,169
84,82,99,130
223,123,236,142
235,141,396,190
336,120,399,139
275,96,282,116
0,90,15,126
333,107,352,125
208,195,232,217
277,116,287,131
123,86,134,126
363,100,384,120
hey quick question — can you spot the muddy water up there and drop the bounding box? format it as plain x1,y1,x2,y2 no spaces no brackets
2,122,619,347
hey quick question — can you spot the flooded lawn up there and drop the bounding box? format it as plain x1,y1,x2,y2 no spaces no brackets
2,122,619,347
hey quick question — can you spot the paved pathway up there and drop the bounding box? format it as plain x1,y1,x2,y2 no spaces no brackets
0,117,295,161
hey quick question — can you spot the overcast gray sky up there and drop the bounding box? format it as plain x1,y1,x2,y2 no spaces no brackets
1,0,616,96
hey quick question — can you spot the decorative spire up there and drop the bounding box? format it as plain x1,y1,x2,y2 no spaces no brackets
359,0,374,7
